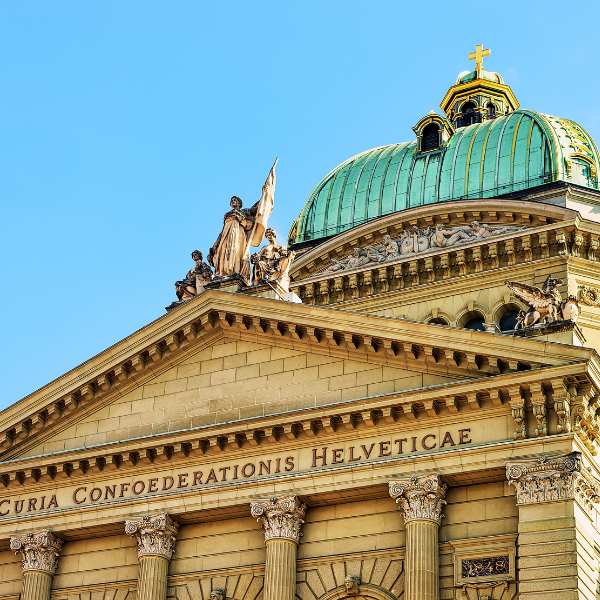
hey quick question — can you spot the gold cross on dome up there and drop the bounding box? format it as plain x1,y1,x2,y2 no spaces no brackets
469,44,490,74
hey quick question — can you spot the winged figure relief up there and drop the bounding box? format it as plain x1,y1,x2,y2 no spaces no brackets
504,275,564,329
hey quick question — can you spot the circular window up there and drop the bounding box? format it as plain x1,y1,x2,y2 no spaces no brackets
464,317,485,331
499,310,519,331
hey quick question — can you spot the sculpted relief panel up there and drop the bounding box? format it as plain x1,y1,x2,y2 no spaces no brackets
322,222,526,274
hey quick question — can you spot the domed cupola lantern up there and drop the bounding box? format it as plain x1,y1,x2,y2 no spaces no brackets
440,45,519,129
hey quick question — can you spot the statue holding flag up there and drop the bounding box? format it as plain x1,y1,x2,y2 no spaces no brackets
208,159,278,283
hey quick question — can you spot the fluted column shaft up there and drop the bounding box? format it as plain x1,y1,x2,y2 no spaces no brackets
125,513,179,600
10,529,62,600
138,555,170,600
250,494,307,600
264,538,298,600
21,570,52,600
405,520,439,600
389,474,447,600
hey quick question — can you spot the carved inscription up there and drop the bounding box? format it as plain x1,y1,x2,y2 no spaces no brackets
462,556,510,578
0,428,473,517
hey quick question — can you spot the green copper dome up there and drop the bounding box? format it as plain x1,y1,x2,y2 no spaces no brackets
291,110,600,245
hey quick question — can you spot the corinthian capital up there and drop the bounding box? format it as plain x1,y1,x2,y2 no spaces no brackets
388,473,447,525
125,513,179,560
506,452,600,510
250,493,307,543
10,529,63,575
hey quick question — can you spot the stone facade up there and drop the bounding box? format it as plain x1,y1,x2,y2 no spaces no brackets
3,60,600,600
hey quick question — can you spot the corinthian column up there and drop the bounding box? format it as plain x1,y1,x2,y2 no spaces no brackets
250,494,307,600
389,474,447,600
125,513,179,600
506,452,600,599
10,529,63,600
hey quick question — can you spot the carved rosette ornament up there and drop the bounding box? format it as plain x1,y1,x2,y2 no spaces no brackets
580,285,600,307
250,494,307,543
388,473,448,525
125,513,179,560
506,452,600,511
10,530,63,575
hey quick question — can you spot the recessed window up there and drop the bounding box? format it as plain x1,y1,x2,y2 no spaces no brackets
428,317,448,326
464,317,485,331
499,310,519,331
422,123,440,152
462,102,476,126
487,102,496,119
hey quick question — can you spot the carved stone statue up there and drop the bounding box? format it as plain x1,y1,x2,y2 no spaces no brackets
505,275,565,328
208,160,277,282
470,220,524,238
430,223,472,248
174,250,213,302
208,196,258,281
381,234,399,260
250,228,296,292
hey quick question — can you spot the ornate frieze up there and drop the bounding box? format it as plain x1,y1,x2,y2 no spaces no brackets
322,222,526,274
10,529,63,575
125,513,179,560
505,452,600,510
250,494,307,543
388,473,447,525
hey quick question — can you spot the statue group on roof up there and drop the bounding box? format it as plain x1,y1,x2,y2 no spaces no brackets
166,159,297,310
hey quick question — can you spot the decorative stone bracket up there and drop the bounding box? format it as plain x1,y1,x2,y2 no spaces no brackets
10,529,63,575
250,493,307,543
125,513,179,560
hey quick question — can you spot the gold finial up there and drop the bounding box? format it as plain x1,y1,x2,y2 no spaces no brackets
468,44,490,77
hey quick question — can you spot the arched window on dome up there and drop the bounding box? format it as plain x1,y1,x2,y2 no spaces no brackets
486,102,496,120
461,102,476,127
421,123,440,152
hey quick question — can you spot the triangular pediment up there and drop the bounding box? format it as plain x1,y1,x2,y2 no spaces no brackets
0,290,596,467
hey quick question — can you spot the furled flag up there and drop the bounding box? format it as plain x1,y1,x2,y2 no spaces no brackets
248,158,278,251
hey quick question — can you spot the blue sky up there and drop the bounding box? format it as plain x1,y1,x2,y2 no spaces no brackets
1,0,599,407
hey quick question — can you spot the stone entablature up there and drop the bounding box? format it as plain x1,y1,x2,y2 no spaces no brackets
250,494,307,543
10,529,63,574
293,220,600,306
505,452,600,511
2,292,594,463
0,362,593,495
125,512,179,560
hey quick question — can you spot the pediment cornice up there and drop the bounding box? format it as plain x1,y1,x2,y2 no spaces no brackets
1,290,597,462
